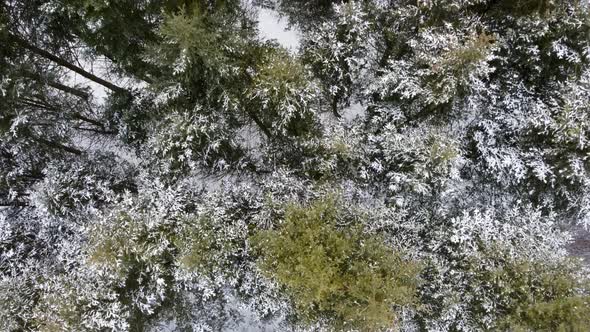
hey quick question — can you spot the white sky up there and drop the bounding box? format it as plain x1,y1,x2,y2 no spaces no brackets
257,8,300,50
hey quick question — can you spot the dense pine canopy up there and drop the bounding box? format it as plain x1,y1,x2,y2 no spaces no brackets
1,0,590,330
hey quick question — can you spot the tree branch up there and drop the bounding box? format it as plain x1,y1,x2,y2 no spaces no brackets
0,201,29,207
32,136,83,155
23,70,90,100
9,33,128,94
73,113,114,134
246,110,273,139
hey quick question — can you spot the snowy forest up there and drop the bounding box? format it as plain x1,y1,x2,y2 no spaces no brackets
1,0,590,330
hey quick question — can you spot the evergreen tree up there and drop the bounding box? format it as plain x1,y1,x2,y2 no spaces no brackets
1,0,590,331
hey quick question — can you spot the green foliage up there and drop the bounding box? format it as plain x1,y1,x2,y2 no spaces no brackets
3,0,590,330
0,276,39,331
87,210,179,330
34,279,88,332
62,0,167,80
251,198,421,331
88,212,175,278
301,1,371,115
153,107,246,174
175,215,242,274
509,296,590,332
159,4,224,70
153,0,254,83
437,32,496,79
494,0,557,17
248,47,319,138
466,248,590,331
0,113,13,134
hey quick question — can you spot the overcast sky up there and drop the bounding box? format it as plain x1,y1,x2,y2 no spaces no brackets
257,8,300,50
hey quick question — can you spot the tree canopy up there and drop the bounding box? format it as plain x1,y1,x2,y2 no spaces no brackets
1,0,590,331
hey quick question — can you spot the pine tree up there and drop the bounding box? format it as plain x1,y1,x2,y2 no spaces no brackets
1,0,590,331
